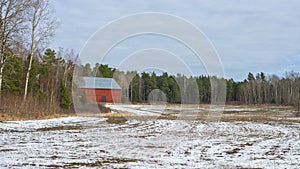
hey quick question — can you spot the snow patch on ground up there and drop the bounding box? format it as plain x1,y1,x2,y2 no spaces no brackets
1,106,299,168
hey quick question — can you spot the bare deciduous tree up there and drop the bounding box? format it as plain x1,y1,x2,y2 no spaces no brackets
24,0,57,100
0,0,29,101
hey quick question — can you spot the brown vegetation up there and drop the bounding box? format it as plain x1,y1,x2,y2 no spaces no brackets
0,94,74,121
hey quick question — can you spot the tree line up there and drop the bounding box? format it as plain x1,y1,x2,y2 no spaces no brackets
81,63,300,107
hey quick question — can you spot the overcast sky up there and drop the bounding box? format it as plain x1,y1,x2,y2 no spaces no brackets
50,0,300,81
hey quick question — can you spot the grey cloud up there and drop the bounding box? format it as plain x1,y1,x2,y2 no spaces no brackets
50,0,300,80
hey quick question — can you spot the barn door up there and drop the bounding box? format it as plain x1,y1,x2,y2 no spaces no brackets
102,96,106,103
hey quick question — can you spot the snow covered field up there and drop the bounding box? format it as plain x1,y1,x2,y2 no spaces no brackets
1,105,300,168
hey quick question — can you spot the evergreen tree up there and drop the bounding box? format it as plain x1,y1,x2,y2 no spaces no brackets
130,74,141,102
2,54,24,94
141,72,152,101
60,80,71,109
157,72,169,98
168,76,180,103
98,64,115,78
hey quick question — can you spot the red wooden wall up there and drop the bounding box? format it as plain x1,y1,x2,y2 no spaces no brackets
82,88,121,103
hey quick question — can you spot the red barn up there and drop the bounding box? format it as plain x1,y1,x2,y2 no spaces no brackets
79,77,122,103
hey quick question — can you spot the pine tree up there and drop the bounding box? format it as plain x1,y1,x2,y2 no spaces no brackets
60,80,71,109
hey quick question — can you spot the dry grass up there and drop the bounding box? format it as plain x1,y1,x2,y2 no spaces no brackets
102,104,300,123
0,94,75,122
1,98,299,123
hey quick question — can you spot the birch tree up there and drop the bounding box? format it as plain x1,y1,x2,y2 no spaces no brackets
0,0,29,100
24,0,57,100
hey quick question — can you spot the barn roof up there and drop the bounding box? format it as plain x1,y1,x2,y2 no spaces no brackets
79,77,121,90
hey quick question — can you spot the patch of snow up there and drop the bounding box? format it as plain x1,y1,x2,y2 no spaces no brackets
0,107,299,168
